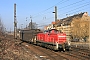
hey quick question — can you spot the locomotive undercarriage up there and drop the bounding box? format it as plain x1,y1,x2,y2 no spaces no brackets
35,40,70,51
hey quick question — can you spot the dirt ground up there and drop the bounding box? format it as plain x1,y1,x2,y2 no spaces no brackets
0,34,40,60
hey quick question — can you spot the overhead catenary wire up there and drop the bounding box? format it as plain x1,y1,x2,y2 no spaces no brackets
33,0,85,19
58,1,89,12
37,4,89,27
58,0,85,10
38,9,88,28
33,0,87,24
58,3,90,17
38,2,90,24
68,7,90,16
32,0,69,19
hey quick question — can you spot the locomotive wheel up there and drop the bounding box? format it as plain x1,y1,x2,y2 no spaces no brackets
51,45,53,50
50,45,53,50
47,44,50,49
53,45,58,51
67,46,71,51
39,43,42,47
66,48,70,51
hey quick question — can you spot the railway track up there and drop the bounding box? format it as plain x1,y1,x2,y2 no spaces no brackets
21,42,68,60
69,46,90,59
20,41,90,60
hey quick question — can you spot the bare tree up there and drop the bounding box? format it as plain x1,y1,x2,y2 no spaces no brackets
0,18,5,35
71,17,89,41
28,22,38,29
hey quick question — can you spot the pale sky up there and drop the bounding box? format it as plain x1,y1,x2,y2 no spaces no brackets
0,0,90,31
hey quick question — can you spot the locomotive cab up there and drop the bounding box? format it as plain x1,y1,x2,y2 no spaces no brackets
49,29,58,33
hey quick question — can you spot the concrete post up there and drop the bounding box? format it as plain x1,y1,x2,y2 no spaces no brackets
14,3,17,39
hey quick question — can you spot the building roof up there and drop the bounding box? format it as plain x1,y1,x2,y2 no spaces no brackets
56,12,85,26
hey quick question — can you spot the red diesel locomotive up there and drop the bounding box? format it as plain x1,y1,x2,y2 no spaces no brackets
36,29,70,51
20,29,71,51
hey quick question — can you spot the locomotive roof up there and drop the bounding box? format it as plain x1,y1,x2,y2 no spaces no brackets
49,29,58,31
45,29,58,31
